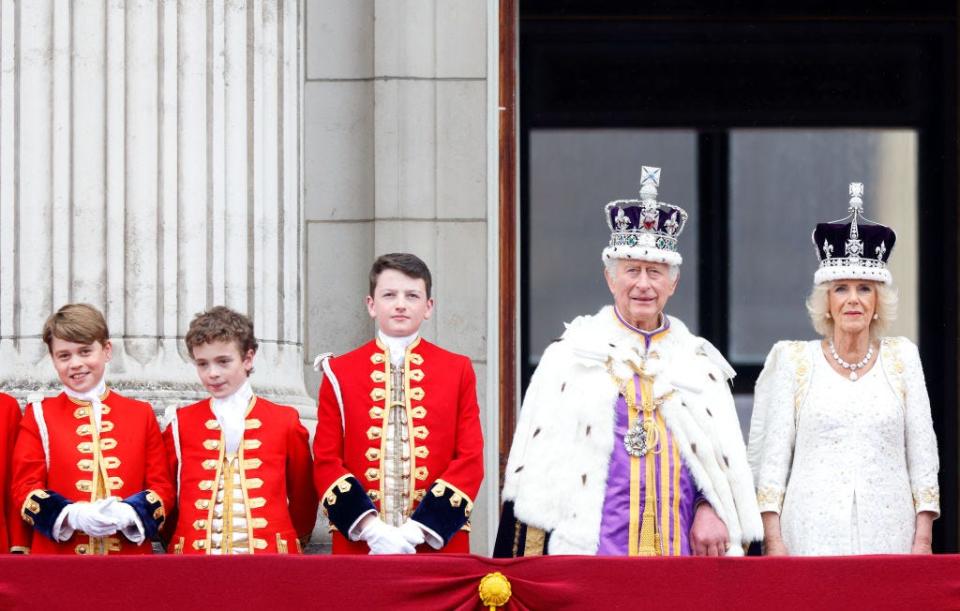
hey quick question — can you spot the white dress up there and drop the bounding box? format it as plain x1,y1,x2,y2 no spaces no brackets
747,338,940,556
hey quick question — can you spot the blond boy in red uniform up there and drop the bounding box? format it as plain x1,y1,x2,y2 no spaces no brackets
163,306,317,554
314,253,484,554
10,304,174,554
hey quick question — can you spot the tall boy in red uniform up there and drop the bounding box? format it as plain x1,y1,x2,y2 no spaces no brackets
314,253,484,554
162,306,317,554
1,392,30,552
10,304,174,554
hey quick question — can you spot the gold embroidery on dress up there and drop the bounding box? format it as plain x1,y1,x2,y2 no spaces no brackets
756,486,785,511
789,341,810,425
913,487,940,510
880,338,907,404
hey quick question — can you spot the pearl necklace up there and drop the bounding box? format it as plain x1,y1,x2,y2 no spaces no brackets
828,340,874,381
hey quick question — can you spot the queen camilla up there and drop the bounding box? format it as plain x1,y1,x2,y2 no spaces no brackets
748,183,940,556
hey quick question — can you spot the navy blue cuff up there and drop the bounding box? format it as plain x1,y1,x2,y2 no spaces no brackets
410,481,472,546
321,476,375,534
123,490,166,541
21,489,71,541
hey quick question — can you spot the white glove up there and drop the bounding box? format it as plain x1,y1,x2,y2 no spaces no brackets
359,519,416,555
101,499,145,544
56,499,119,540
397,519,426,547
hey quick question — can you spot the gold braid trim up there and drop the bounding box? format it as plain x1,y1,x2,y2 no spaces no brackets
913,487,940,511
321,473,355,507
430,479,475,516
756,486,785,512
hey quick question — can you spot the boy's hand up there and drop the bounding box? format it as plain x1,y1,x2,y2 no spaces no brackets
57,500,119,540
359,519,416,554
398,520,426,547
101,499,146,544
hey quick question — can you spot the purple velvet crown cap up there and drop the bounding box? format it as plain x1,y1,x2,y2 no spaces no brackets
812,222,897,264
810,182,896,284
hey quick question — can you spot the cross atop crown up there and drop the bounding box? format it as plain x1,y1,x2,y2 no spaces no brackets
639,166,661,201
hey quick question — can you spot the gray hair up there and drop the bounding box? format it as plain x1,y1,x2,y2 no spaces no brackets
604,258,680,281
806,280,898,340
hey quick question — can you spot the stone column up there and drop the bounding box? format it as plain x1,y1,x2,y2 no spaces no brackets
0,0,310,420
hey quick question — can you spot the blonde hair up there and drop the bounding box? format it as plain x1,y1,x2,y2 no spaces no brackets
42,303,109,352
806,280,898,340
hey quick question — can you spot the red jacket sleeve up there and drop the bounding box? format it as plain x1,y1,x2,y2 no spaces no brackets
141,409,176,533
410,357,485,545
2,398,30,552
159,416,180,545
285,409,318,542
312,366,375,534
10,405,49,518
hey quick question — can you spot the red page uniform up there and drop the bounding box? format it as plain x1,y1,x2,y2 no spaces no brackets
314,338,484,553
163,394,317,554
1,393,30,553
11,391,174,554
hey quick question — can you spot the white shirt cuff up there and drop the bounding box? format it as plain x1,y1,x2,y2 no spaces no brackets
52,505,74,542
414,520,444,550
347,509,378,541
119,508,146,544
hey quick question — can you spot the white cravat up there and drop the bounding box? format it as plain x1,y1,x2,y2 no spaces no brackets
64,379,108,431
211,381,254,455
377,330,418,367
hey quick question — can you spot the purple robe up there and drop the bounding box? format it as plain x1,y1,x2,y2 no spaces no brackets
597,311,702,556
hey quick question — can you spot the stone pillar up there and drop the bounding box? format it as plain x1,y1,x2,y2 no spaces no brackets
0,0,309,420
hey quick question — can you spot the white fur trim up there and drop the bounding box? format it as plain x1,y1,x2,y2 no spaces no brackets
602,246,683,266
814,265,891,285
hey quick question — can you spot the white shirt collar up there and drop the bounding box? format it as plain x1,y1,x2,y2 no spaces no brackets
63,378,107,403
63,379,108,428
211,380,254,455
377,330,419,367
